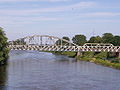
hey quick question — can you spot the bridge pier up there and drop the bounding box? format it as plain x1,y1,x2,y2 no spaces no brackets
118,52,120,58
115,52,120,58
77,51,82,57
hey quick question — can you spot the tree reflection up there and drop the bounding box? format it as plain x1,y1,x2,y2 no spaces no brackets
0,65,7,90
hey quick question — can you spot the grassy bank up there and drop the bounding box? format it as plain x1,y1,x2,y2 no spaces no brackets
46,51,120,70
77,57,120,70
0,60,8,66
76,52,120,70
50,51,76,58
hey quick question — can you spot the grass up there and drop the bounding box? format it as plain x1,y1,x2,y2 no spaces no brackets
61,52,76,57
77,57,120,70
46,51,76,58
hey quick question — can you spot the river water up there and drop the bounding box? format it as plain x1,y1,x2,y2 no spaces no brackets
0,50,120,90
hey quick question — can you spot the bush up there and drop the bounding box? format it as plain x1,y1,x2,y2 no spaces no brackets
95,52,107,59
62,52,76,57
111,60,120,63
82,51,95,58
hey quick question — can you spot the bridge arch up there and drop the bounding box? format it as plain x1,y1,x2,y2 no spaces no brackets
9,35,78,47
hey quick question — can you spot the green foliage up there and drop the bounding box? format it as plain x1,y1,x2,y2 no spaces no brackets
111,64,120,69
87,33,120,46
111,36,120,46
72,34,87,46
77,57,120,70
88,36,103,43
62,37,70,41
82,51,95,58
56,36,70,45
57,33,120,46
111,60,120,63
95,52,107,59
62,52,76,57
51,51,76,58
102,33,114,43
11,38,26,45
0,27,9,65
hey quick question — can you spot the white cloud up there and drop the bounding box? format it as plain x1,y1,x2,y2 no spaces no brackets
79,12,120,17
0,2,96,16
0,0,70,2
0,1,96,26
0,16,62,26
79,19,120,23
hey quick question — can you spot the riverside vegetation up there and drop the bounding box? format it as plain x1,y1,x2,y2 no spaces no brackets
77,52,120,70
52,51,120,70
8,32,120,69
53,33,120,70
0,27,9,66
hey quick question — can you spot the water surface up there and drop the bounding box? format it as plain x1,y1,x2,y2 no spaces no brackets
0,50,120,90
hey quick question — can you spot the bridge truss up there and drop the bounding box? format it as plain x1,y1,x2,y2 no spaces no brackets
8,35,120,52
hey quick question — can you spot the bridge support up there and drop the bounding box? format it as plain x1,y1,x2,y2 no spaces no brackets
77,51,82,57
118,52,120,58
115,52,120,58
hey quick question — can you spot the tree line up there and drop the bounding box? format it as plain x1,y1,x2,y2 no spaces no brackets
9,33,120,46
57,33,120,46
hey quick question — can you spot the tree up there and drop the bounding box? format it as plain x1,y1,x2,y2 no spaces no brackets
62,36,70,45
72,34,87,46
102,33,114,43
112,36,120,46
88,36,103,43
62,36,70,41
0,27,9,65
12,38,26,45
56,36,70,45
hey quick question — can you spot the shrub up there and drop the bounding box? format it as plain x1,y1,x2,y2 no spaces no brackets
83,51,95,58
62,52,76,57
95,52,107,59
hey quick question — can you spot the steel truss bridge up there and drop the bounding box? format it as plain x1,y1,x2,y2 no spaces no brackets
8,35,120,53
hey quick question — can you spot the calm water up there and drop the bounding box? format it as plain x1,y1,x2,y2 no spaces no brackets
0,51,120,90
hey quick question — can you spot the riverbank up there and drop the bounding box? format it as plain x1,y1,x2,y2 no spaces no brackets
0,52,9,66
77,57,120,70
0,28,9,66
51,51,120,70
0,59,8,66
76,51,120,70
51,51,76,58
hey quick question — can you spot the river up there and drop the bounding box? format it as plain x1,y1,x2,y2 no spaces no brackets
0,50,120,90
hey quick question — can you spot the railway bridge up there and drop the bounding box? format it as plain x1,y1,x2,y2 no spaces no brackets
8,35,120,57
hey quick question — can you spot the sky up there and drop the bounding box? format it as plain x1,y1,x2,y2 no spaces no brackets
0,0,120,40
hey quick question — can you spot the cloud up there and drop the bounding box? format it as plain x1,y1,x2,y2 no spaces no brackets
0,2,96,16
0,1,96,26
0,0,70,2
79,12,120,17
79,19,120,23
0,16,63,27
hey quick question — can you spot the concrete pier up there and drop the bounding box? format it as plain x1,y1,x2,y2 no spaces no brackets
115,52,120,58
118,52,120,58
77,51,82,57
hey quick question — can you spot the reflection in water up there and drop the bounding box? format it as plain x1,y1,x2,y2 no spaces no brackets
0,65,7,90
0,50,120,90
